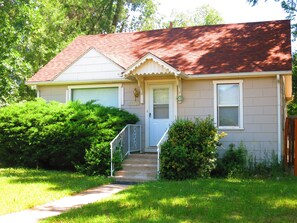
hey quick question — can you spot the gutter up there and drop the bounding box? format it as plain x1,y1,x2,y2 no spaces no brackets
26,78,133,86
186,70,291,80
277,74,282,162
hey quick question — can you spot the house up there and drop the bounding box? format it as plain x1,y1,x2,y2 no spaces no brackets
27,20,292,161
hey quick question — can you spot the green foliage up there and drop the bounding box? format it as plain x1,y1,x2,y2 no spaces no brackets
160,117,225,180
246,151,285,178
160,4,224,29
0,0,157,106
287,100,297,115
213,143,286,178
0,99,138,175
213,143,248,177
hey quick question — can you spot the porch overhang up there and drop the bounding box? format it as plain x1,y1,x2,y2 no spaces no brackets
122,53,186,104
122,53,186,78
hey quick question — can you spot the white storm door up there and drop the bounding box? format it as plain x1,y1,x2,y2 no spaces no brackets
149,85,173,146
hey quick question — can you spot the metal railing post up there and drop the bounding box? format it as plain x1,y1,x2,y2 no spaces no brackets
156,128,169,180
128,125,131,155
110,143,113,177
110,124,142,177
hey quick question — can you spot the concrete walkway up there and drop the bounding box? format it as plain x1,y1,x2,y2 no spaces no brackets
0,183,129,223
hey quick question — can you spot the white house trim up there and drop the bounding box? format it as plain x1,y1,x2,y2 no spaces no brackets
187,70,291,80
145,79,177,149
122,53,184,77
277,75,282,162
26,79,132,86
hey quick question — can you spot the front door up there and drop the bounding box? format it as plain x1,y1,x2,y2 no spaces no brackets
148,84,174,147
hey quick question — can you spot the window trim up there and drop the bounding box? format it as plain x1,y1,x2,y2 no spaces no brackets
67,84,123,108
213,80,243,130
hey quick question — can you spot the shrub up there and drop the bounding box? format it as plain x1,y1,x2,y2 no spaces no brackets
0,99,138,175
246,151,285,178
287,100,297,116
213,143,286,178
212,143,247,177
160,117,225,180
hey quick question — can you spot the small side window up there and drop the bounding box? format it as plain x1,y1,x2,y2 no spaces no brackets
214,81,243,129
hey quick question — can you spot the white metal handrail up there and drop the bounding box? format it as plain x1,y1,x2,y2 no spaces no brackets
156,128,169,179
110,124,142,176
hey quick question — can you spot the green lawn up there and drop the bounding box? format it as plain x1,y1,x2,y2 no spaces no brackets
42,177,297,223
0,168,112,215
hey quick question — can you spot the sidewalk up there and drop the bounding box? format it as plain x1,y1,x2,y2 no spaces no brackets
0,183,130,223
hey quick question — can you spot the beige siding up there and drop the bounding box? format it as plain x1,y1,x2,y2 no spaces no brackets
38,86,67,103
37,76,282,158
178,77,279,159
54,49,124,82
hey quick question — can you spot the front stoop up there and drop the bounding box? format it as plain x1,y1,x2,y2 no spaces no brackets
114,153,157,183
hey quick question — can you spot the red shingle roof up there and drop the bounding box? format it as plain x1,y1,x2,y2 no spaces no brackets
28,20,292,83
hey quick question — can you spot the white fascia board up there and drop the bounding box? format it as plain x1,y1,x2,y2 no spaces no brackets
26,78,133,86
186,70,292,80
123,52,182,77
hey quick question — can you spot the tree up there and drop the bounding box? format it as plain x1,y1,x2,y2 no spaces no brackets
56,0,157,34
0,0,157,106
163,4,224,28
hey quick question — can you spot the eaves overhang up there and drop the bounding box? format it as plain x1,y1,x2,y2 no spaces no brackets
122,52,186,78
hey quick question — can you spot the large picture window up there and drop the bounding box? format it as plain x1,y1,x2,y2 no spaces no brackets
69,85,121,108
213,80,243,129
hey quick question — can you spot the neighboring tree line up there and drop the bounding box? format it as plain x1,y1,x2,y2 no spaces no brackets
0,0,223,106
0,0,157,106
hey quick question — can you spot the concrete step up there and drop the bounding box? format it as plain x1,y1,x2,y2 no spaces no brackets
121,163,157,171
128,153,157,159
122,159,157,165
114,153,158,183
114,176,156,183
122,154,157,165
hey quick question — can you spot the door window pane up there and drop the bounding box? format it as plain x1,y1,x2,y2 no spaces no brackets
72,87,118,107
153,89,169,104
153,88,169,119
154,104,169,119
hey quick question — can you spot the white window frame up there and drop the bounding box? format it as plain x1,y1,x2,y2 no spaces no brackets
67,84,123,108
213,80,243,130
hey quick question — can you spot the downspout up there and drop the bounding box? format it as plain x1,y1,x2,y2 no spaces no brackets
277,74,282,162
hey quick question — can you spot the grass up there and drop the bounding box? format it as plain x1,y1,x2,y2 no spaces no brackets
0,168,112,215
42,177,297,223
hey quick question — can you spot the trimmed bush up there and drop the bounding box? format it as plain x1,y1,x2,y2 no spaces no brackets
0,99,138,175
160,117,225,180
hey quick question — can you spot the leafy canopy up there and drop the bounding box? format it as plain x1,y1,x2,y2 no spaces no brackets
0,0,156,106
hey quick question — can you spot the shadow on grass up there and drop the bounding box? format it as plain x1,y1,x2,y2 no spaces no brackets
45,178,297,223
0,168,111,193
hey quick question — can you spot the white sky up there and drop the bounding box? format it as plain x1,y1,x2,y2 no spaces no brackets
157,0,288,24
